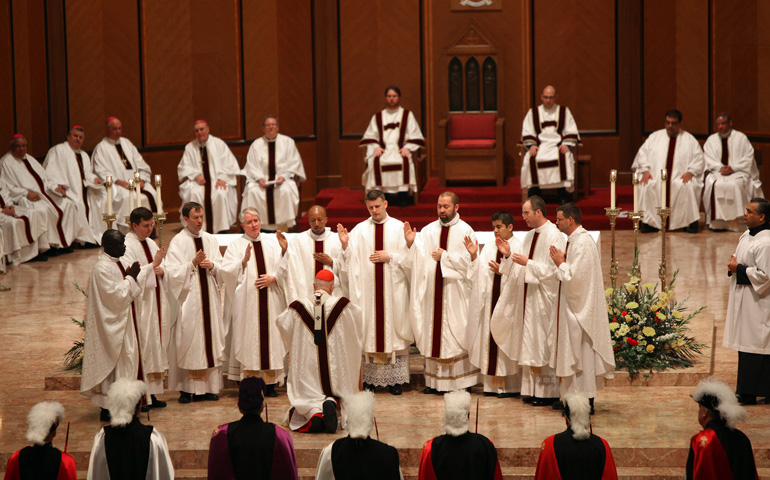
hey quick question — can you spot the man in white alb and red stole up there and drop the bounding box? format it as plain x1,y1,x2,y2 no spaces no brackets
91,117,159,230
703,113,764,232
177,120,241,234
80,229,161,422
43,126,105,245
360,86,425,207
165,202,227,403
123,207,169,411
402,191,480,394
337,189,412,396
284,205,345,302
520,85,580,205
548,204,615,413
1,135,89,253
495,196,565,406
241,115,306,232
464,211,523,398
276,270,364,433
633,109,705,233
221,207,288,397
0,174,49,264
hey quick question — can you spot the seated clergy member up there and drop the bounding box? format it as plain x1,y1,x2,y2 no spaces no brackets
0,174,49,264
208,377,298,480
4,401,76,480
277,270,364,433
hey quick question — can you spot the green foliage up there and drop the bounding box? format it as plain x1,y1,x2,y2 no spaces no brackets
62,283,87,373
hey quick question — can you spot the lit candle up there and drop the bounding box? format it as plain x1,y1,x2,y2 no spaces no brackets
610,169,617,209
134,172,141,208
128,179,135,211
660,168,668,208
632,172,639,212
154,175,163,214
106,176,113,215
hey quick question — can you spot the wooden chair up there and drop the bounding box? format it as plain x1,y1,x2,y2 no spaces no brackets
438,113,505,187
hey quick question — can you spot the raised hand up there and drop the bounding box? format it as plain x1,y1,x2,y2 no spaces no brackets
337,223,349,250
495,236,511,257
549,245,565,267
403,221,416,248
242,244,252,269
126,261,141,280
463,235,478,260
192,249,207,268
276,230,288,254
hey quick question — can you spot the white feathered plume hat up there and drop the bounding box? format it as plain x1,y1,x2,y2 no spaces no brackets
692,377,747,429
345,390,375,439
107,379,147,427
26,401,65,445
563,393,592,440
444,390,471,436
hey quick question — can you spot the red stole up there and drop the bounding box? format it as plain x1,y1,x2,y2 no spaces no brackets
140,239,163,345
486,249,503,376
199,146,214,233
665,136,677,196
266,141,277,225
374,222,386,352
194,236,215,367
21,157,68,247
431,225,450,358
251,240,271,369
74,152,90,219
314,239,325,274
116,261,144,381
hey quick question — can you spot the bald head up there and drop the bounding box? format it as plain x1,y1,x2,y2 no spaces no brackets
102,229,126,258
308,205,328,235
541,85,557,109
10,135,28,159
106,117,123,141
194,121,210,144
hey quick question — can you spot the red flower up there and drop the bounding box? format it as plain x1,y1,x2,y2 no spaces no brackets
621,310,628,316
626,337,638,346
612,317,617,323
613,346,619,352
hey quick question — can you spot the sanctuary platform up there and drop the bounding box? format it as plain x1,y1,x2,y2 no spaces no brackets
1,224,768,479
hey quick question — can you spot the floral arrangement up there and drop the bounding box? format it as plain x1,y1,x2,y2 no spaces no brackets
606,270,706,378
63,282,87,373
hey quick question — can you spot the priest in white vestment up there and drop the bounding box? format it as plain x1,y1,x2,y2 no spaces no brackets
123,207,169,409
703,114,764,232
548,204,615,412
725,199,770,405
241,116,306,231
43,126,105,245
632,109,705,232
80,230,161,421
221,207,288,395
285,205,344,302
359,86,425,206
277,270,364,433
465,211,523,397
165,202,227,402
497,196,565,406
520,85,580,204
91,117,159,230
402,192,480,393
1,135,89,251
337,190,412,395
0,175,48,265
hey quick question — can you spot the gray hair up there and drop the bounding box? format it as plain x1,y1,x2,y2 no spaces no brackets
239,207,260,223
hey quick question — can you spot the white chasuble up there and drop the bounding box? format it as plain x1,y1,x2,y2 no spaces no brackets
520,104,580,190
284,228,344,303
0,177,47,265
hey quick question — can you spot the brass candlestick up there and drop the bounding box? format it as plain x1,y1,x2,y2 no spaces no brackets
153,212,167,247
605,207,620,289
657,207,671,289
629,211,643,283
102,212,117,229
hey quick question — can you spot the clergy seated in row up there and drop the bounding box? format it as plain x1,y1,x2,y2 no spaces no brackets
4,401,77,480
315,391,403,480
1,175,50,264
534,393,618,480
242,115,306,232
178,120,240,234
703,113,764,232
208,377,298,480
276,269,364,433
1,134,92,254
632,109,704,234
417,390,503,480
87,379,174,479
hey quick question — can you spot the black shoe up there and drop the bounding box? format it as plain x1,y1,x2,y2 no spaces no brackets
737,394,757,405
556,187,569,205
322,400,338,433
531,397,558,407
29,254,48,262
498,392,520,398
265,384,278,397
640,222,659,234
81,242,100,249
44,248,60,257
178,392,192,404
363,382,376,392
100,408,111,422
483,391,498,397
149,394,167,409
388,384,402,395
528,187,542,198
590,397,595,415
522,396,535,404
686,221,699,234
58,247,75,254
140,403,151,412
423,387,438,395
308,416,325,433
194,393,219,402
551,400,565,410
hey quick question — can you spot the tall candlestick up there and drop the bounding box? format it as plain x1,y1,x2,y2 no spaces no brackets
134,171,141,208
610,169,617,209
105,176,113,215
660,168,668,208
128,179,135,211
154,175,163,213
632,172,639,212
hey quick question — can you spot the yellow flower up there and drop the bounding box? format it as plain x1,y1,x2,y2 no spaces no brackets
672,311,683,319
625,302,639,309
627,284,637,294
643,326,656,337
617,324,630,336
646,345,655,353
609,323,619,331
642,283,654,290
656,312,666,321
605,288,614,297
629,275,640,283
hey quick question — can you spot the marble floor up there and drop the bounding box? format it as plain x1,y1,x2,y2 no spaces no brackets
0,225,767,479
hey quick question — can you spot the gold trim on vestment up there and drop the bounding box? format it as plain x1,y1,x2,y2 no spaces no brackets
427,353,470,366
491,375,506,388
148,372,166,382
370,352,389,364
188,369,208,381
530,366,541,375
423,369,481,381
244,369,277,384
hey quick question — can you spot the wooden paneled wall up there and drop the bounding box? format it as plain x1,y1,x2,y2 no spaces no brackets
3,0,770,218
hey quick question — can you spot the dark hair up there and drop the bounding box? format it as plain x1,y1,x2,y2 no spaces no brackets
665,109,683,123
751,197,770,222
438,191,459,206
263,115,278,126
526,195,547,217
238,377,266,414
715,112,732,123
556,202,582,224
365,189,387,202
130,206,154,226
384,85,401,97
182,201,203,218
491,211,514,228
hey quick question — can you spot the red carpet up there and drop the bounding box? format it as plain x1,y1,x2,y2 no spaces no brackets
300,177,637,231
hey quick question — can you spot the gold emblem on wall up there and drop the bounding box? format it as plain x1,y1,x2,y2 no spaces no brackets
452,0,501,11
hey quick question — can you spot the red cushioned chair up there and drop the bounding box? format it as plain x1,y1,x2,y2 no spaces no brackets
438,113,505,187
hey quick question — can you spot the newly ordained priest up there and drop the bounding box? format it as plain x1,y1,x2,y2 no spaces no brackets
165,202,227,403
533,393,618,480
724,198,770,405
123,207,169,410
686,378,758,480
80,229,161,422
464,211,523,397
703,113,763,232
337,189,412,395
496,196,565,406
359,86,425,206
4,401,77,480
92,117,159,230
315,391,403,480
0,174,49,264
241,115,306,232
208,377,298,480
177,120,241,233
548,204,615,413
402,192,479,394
632,109,705,233
43,126,105,245
87,379,174,480
520,85,580,204
1,134,88,252
277,270,364,433
417,390,503,480
285,205,344,302
221,207,288,396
